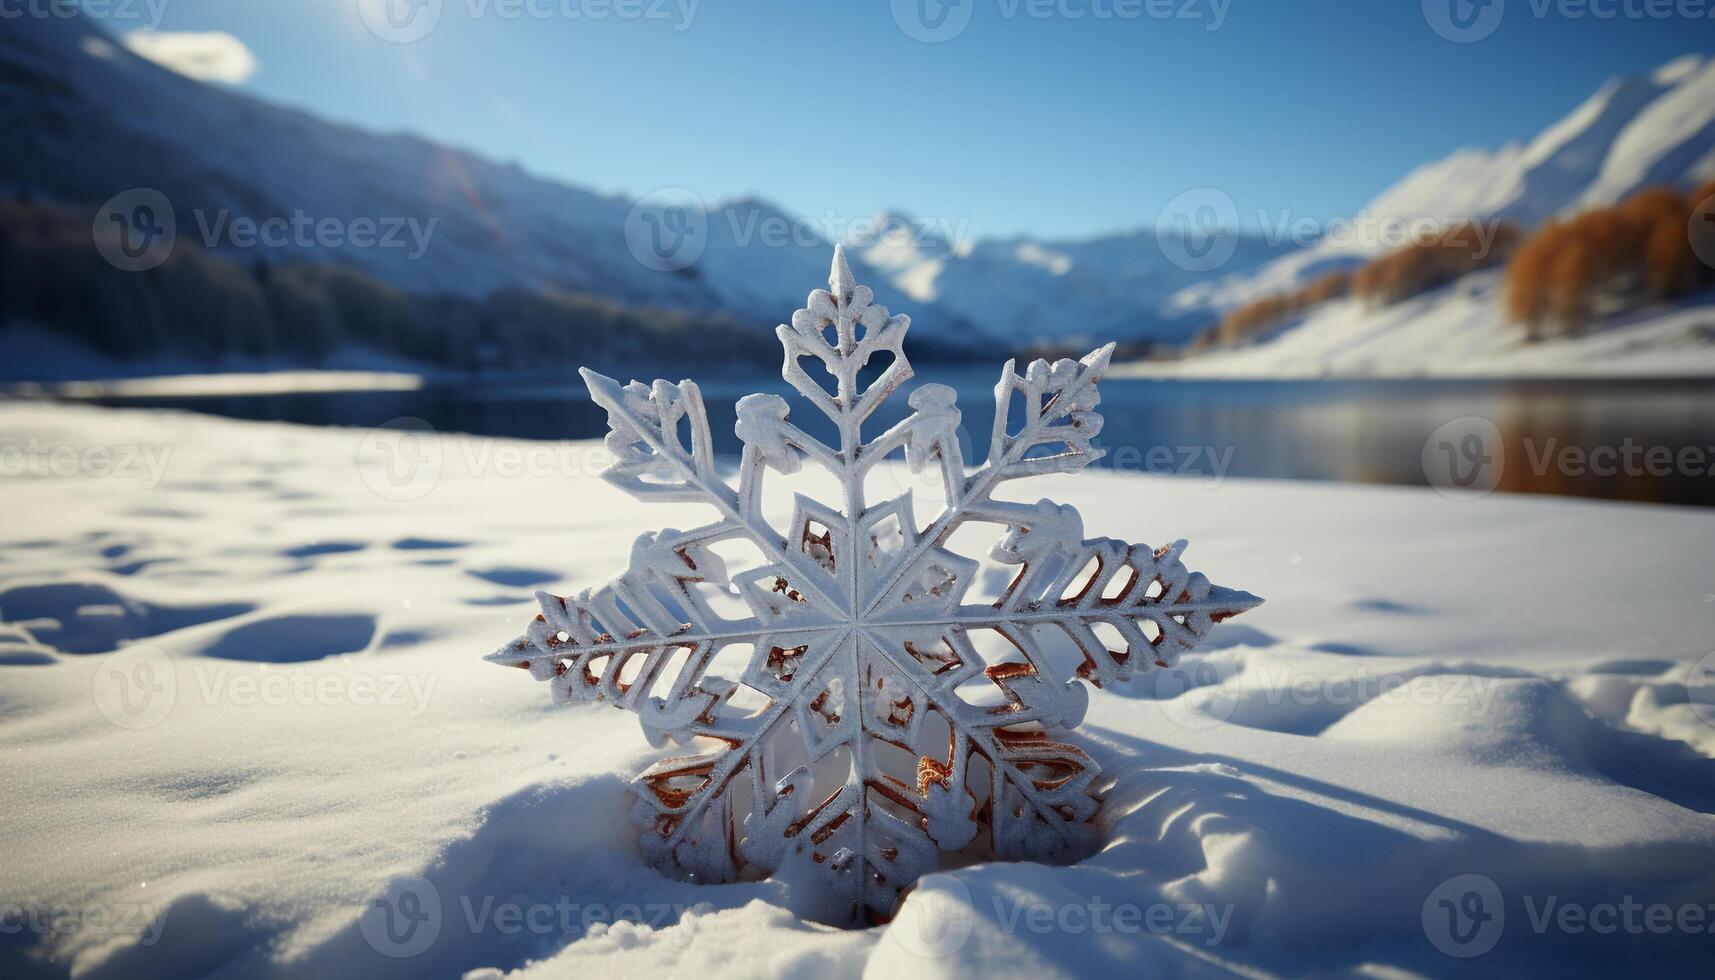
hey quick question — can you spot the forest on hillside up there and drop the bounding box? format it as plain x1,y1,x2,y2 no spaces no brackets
0,196,782,376
1191,182,1715,352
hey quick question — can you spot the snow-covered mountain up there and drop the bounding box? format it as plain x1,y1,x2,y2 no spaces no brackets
1126,268,1715,379
853,222,1295,345
1173,55,1715,320
1370,55,1715,228
4,14,1711,354
0,15,986,340
1,13,1301,349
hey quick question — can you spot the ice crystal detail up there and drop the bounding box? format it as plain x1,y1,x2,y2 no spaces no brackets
486,246,1262,924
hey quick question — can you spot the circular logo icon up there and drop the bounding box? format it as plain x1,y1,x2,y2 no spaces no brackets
93,188,176,273
625,188,709,273
1422,416,1504,500
1688,193,1715,272
356,417,443,502
358,0,443,43
1151,659,1236,731
1157,188,1240,273
1422,874,1504,958
93,645,177,729
888,874,973,958
1422,0,1504,43
891,0,974,43
359,875,441,957
1688,652,1715,728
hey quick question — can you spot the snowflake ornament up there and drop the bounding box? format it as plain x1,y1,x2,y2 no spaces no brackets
487,246,1262,925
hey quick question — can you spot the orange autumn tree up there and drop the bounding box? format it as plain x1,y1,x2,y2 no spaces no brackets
1351,221,1519,306
1505,184,1715,338
1210,269,1351,348
1197,220,1516,351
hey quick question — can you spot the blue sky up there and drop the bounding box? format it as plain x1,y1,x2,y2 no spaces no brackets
112,0,1711,240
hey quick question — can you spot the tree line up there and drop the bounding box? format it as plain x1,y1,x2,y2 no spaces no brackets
1505,182,1715,337
1188,182,1715,352
0,196,782,375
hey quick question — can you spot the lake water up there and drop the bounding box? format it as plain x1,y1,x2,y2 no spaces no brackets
71,372,1715,507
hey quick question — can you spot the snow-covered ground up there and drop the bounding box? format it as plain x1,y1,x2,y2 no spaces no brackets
1125,274,1715,379
3,401,1713,978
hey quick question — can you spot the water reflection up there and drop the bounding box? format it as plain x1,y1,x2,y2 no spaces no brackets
77,373,1715,507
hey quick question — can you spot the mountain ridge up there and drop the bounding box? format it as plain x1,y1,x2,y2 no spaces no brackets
3,14,1712,352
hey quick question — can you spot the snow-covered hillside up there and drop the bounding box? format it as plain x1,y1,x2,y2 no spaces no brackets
1368,56,1715,229
0,16,974,338
0,14,1293,348
3,401,1713,977
1148,55,1715,378
1168,55,1715,327
4,15,1711,356
861,223,1295,346
1126,273,1715,380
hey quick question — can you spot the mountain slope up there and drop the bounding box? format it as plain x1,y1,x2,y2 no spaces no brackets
851,219,1298,345
1126,271,1715,379
0,15,977,340
1377,56,1715,227
1186,54,1715,319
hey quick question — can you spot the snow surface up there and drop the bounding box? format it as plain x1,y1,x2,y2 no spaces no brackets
3,401,1713,978
1129,275,1715,380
